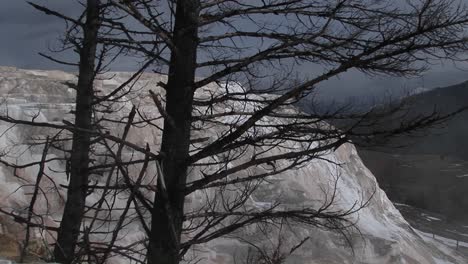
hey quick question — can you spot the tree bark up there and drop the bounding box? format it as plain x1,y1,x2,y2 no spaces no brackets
54,1,100,263
148,1,200,264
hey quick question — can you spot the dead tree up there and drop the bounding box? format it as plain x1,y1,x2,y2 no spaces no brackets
1,1,468,264
49,1,101,262
0,0,104,261
2,1,158,263
103,1,468,264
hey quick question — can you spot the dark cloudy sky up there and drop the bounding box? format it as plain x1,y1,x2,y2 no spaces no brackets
0,1,76,69
1,0,468,101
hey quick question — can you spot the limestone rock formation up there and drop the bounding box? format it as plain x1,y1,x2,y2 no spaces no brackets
0,67,464,263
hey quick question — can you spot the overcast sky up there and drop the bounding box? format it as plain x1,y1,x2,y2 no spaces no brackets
1,0,468,101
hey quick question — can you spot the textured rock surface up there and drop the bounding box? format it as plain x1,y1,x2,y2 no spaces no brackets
0,67,465,263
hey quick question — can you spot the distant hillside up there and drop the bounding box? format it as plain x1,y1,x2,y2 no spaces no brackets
355,80,468,221
385,80,468,159
359,150,468,221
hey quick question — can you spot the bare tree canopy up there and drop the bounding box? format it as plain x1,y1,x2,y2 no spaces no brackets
0,0,468,264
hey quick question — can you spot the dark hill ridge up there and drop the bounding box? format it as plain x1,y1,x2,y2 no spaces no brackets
391,80,468,159
355,79,468,222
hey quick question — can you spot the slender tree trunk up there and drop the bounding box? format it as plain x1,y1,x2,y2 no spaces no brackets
148,1,200,264
54,1,100,263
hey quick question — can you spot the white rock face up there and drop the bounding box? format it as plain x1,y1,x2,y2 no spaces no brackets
0,67,465,264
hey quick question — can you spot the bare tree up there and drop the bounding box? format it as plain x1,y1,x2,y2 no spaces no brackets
49,1,101,262
1,1,468,264
101,1,468,264
0,0,104,261
1,1,156,263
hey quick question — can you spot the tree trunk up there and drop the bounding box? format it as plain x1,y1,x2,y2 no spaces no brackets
148,1,200,264
54,1,100,263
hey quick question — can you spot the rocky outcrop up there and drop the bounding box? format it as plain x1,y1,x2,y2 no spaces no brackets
0,67,465,263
